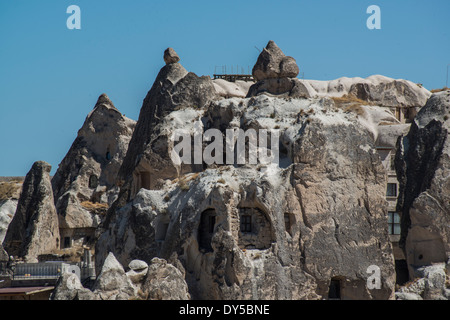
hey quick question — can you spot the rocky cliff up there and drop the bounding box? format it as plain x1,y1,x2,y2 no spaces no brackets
51,94,135,232
395,90,450,278
4,40,442,300
92,41,401,300
2,161,59,262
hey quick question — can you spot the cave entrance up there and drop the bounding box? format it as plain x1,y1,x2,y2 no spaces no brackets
198,209,216,252
395,259,409,286
140,171,151,190
328,278,341,300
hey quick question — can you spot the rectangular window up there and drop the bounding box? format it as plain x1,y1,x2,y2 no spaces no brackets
386,183,397,197
241,215,252,233
64,237,71,248
390,154,396,171
388,212,401,235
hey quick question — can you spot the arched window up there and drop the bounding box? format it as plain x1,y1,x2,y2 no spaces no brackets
238,207,274,250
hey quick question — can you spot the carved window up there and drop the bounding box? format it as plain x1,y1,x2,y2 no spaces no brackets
64,237,71,249
388,212,401,235
240,215,252,233
386,183,397,197
89,175,98,189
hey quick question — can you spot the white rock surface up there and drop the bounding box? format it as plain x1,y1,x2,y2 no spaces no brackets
0,199,17,243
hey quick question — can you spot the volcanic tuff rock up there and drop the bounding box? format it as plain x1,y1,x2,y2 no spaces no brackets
252,40,299,81
51,94,135,230
143,257,191,300
0,199,17,243
51,273,97,300
97,86,396,299
247,41,312,99
164,47,180,65
21,41,442,300
396,263,449,300
2,161,59,262
51,253,189,300
395,90,450,277
111,48,218,212
307,75,431,108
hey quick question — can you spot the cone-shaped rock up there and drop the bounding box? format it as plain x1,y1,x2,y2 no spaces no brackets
51,94,135,243
252,40,299,81
3,161,59,262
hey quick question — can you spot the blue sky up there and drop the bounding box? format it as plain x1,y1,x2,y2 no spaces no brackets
0,0,449,176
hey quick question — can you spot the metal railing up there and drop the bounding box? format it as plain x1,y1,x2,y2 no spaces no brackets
13,263,62,280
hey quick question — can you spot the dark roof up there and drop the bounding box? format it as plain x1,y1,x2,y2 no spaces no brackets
0,286,54,296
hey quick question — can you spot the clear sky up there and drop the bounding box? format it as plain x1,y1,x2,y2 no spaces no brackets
0,0,449,176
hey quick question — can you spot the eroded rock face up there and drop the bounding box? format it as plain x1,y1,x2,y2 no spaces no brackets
247,41,310,99
307,75,431,109
143,257,191,300
97,93,396,300
111,49,218,219
396,263,449,300
51,94,135,234
164,47,180,65
92,252,137,300
0,199,17,243
252,40,299,81
3,161,59,262
395,90,450,276
51,253,189,300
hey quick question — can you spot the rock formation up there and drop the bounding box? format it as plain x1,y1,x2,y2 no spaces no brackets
252,40,299,81
2,161,59,262
9,41,446,300
143,257,191,300
51,252,189,300
96,43,398,299
395,90,450,277
0,199,17,243
306,75,431,122
395,263,449,300
110,48,218,216
247,41,312,99
164,47,180,65
51,94,135,249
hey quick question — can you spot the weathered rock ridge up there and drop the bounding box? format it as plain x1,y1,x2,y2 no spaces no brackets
51,94,135,232
3,161,59,262
112,49,218,218
307,75,431,108
395,90,450,277
247,41,311,99
51,252,189,300
8,41,446,300
95,44,398,299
